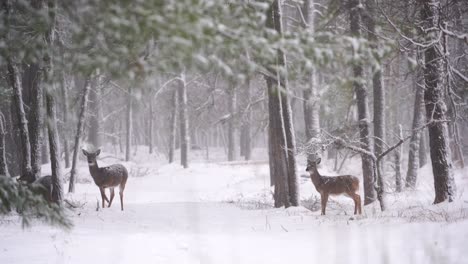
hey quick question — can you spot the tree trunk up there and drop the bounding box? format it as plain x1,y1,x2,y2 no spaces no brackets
349,0,376,205
0,113,9,177
301,0,320,149
406,69,425,189
45,0,62,204
8,59,33,181
243,79,252,161
41,124,49,164
46,91,63,204
366,0,386,203
25,63,43,180
421,0,456,204
395,125,403,192
148,95,154,154
88,75,102,148
69,77,92,193
60,73,71,168
178,74,189,168
125,87,133,162
266,0,299,207
169,89,178,163
419,129,428,167
227,82,236,161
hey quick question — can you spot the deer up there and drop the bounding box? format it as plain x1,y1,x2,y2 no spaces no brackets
82,149,128,211
306,157,362,215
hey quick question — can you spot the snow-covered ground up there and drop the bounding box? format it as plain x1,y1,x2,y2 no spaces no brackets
1,147,467,264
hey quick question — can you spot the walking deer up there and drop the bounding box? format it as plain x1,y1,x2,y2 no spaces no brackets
82,149,128,211
306,158,362,215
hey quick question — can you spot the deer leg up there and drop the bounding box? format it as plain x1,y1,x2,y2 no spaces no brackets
99,187,109,208
119,183,125,211
321,193,329,215
108,188,115,208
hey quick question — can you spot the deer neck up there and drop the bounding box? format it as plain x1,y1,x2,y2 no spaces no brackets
309,168,323,190
88,160,100,178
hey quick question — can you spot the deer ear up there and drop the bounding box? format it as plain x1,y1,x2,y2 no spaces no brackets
316,158,321,164
82,149,88,156
96,149,101,156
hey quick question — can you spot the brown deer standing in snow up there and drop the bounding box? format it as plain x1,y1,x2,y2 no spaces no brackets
306,158,362,215
82,149,128,211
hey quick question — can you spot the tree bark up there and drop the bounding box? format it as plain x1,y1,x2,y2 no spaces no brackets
41,123,49,164
169,89,178,163
301,0,320,147
8,60,33,181
45,0,62,204
242,79,252,161
365,0,386,201
419,130,428,167
0,113,9,177
69,77,91,193
88,75,102,148
178,74,189,168
46,91,63,204
125,87,133,162
406,69,425,189
266,0,299,207
421,0,456,204
148,93,154,154
227,82,236,161
25,63,43,180
349,0,376,205
60,72,70,168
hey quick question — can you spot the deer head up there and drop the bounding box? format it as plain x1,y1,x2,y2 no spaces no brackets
305,157,321,172
82,149,101,166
